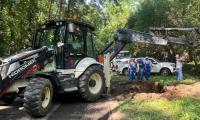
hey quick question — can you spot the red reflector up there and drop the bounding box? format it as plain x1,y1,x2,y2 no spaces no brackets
69,57,75,65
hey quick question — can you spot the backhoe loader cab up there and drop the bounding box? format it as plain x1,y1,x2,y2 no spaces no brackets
33,20,98,68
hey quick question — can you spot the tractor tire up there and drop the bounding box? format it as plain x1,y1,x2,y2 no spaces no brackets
160,68,171,76
78,65,105,102
23,78,53,118
0,94,16,105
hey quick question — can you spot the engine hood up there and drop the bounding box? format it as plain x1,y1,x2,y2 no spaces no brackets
2,50,35,63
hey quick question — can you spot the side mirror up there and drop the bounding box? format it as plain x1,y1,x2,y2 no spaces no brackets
68,23,75,33
57,42,64,47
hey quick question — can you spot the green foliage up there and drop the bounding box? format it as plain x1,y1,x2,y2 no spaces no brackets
0,0,107,55
1,0,57,55
95,0,133,48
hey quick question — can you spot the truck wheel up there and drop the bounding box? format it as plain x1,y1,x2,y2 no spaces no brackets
23,78,53,118
0,94,16,105
160,68,171,76
78,65,105,102
123,68,129,76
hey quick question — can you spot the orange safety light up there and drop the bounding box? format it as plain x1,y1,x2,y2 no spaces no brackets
69,57,75,65
98,55,104,63
72,15,78,21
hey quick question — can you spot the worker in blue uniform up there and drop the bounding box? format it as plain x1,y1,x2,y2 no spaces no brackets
128,59,137,81
144,57,152,80
137,59,145,81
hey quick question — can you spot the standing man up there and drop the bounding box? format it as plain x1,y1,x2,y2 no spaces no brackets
137,59,145,81
144,57,152,80
128,59,137,81
175,54,183,80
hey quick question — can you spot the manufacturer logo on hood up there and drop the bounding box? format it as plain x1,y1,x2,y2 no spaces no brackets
8,59,36,78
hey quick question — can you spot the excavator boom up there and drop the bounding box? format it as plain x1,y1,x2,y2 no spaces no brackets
105,28,199,61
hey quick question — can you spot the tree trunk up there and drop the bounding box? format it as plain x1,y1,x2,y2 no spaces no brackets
0,0,3,42
27,1,38,43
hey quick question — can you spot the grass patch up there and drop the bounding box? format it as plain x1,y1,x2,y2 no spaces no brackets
151,74,200,86
111,73,200,86
119,97,200,120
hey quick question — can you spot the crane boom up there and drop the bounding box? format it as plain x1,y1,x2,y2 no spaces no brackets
106,29,199,61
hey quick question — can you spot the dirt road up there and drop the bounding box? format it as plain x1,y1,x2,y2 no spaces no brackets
0,94,123,120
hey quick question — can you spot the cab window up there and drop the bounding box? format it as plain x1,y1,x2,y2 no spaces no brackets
86,32,96,58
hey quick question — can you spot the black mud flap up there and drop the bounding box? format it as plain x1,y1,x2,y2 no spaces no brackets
0,75,2,94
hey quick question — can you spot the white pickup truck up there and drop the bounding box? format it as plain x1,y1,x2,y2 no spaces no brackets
111,51,130,71
116,57,176,76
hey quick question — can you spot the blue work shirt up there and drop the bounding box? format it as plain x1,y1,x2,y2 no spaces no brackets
138,59,145,69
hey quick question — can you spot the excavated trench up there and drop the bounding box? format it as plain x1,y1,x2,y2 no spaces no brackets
111,80,200,101
110,81,164,101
